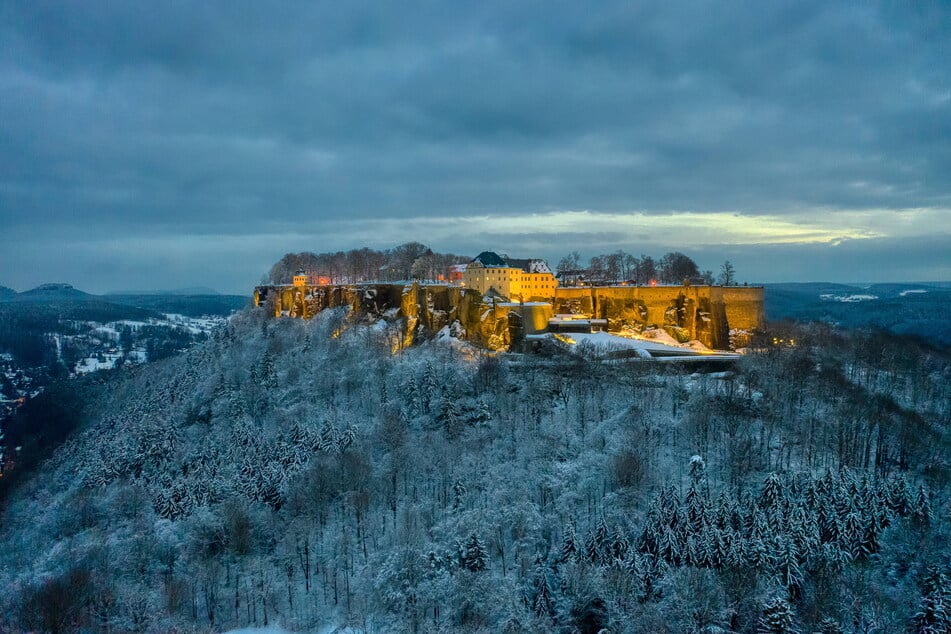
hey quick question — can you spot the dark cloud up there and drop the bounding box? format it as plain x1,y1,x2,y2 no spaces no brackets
0,1,948,292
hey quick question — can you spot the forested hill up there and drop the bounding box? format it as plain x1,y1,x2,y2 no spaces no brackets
0,308,949,633
764,282,951,348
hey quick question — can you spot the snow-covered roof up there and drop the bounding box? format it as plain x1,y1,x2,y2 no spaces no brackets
471,251,552,273
471,251,509,267
507,258,552,274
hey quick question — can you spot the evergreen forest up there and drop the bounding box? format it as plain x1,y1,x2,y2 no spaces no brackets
0,307,949,633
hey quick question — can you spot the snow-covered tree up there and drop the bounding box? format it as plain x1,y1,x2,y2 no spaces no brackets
759,595,798,633
459,533,489,572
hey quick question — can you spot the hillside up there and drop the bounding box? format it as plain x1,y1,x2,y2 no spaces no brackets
12,283,97,302
0,282,246,370
1,283,249,319
0,309,949,633
104,293,250,317
0,285,240,421
764,282,951,348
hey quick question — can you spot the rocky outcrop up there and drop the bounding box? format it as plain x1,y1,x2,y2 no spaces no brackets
254,283,765,350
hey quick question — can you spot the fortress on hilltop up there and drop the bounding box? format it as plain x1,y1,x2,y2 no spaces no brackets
254,251,764,352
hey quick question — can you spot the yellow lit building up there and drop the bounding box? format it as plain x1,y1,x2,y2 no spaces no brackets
463,251,558,300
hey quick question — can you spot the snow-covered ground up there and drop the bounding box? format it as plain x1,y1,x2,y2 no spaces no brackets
820,293,878,302
163,313,225,334
530,330,739,360
65,314,226,376
72,347,149,375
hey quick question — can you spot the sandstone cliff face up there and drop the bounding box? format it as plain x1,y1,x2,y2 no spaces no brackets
257,284,516,350
254,283,764,351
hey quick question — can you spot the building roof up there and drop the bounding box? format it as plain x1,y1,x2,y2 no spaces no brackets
471,251,509,268
470,251,552,273
507,258,552,274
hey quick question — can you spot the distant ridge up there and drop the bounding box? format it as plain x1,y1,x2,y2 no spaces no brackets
14,283,96,301
763,281,951,347
0,282,248,317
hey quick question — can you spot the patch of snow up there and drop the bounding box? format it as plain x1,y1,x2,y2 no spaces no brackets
223,625,360,634
115,319,148,328
639,327,686,347
74,356,118,374
93,325,119,338
820,293,878,302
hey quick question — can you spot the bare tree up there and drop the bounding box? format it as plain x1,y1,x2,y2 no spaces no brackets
717,260,736,286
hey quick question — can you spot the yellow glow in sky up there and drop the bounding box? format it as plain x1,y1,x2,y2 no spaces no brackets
346,207,946,247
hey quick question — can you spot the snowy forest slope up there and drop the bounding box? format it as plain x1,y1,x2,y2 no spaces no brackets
0,309,949,633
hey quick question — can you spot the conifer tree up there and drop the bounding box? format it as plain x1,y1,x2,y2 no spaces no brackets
913,566,951,634
438,393,461,439
340,424,357,450
688,530,716,568
405,374,419,417
609,527,630,563
913,486,933,527
859,516,880,557
774,537,803,595
760,472,785,519
683,535,699,567
841,511,864,560
685,484,706,530
887,476,912,516
474,398,492,427
759,595,798,633
816,617,843,634
451,479,467,510
530,556,555,619
586,516,610,565
422,362,438,414
559,521,579,563
260,351,277,391
459,533,488,572
658,525,681,565
318,421,340,454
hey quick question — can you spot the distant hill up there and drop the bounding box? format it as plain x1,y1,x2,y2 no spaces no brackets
764,281,951,347
12,283,96,302
105,293,250,317
0,299,162,329
0,283,249,318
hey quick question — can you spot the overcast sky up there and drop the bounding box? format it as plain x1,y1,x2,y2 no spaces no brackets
1,1,949,294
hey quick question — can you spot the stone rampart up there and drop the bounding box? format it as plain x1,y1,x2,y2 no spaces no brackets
253,283,764,350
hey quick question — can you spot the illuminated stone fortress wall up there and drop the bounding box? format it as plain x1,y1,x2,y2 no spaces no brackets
253,279,764,351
